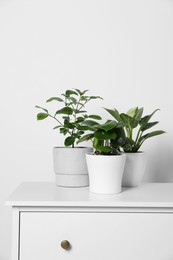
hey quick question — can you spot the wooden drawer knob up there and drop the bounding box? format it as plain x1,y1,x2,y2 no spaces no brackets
61,240,70,250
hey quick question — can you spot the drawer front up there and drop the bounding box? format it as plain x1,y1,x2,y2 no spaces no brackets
20,212,173,260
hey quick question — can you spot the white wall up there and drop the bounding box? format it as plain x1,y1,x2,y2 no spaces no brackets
0,0,173,259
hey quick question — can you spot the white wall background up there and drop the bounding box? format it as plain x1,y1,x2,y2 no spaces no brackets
0,0,173,259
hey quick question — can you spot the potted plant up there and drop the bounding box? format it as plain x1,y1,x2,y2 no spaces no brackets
78,120,126,194
105,107,165,186
35,89,102,187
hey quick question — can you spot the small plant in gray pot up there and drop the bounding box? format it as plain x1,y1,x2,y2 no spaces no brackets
36,89,102,187
105,107,165,187
77,120,126,194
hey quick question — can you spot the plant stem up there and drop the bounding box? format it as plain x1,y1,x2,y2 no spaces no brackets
125,127,131,139
49,114,72,136
49,114,63,126
78,98,90,111
133,131,143,152
129,127,133,140
135,128,141,145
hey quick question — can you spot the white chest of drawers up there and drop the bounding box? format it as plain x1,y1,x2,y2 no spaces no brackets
7,182,173,260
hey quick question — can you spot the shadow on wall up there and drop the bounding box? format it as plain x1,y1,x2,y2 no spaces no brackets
143,141,173,182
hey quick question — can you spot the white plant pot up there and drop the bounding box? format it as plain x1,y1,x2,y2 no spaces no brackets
53,147,93,187
122,152,147,187
86,153,126,194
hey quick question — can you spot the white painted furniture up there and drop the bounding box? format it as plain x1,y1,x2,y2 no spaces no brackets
6,182,173,260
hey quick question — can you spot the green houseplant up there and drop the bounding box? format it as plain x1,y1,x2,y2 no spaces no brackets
105,107,165,153
105,107,165,186
36,89,102,187
78,120,126,194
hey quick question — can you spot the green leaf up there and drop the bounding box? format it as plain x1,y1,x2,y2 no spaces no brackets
94,129,117,140
117,122,127,128
35,106,48,113
37,113,49,120
81,89,89,95
127,107,138,117
75,110,87,114
64,119,74,129
53,125,61,130
139,130,165,143
77,125,91,131
56,107,73,115
77,134,94,144
74,89,89,95
95,146,111,153
90,96,103,100
60,127,68,135
139,109,160,128
80,95,89,101
104,108,122,122
88,115,102,120
97,120,118,132
67,97,77,104
64,136,75,146
120,113,138,129
135,107,143,121
74,89,82,95
141,121,159,131
76,117,85,123
65,90,78,96
76,131,85,136
93,137,102,148
46,97,64,102
120,113,132,124
82,120,99,127
130,117,139,128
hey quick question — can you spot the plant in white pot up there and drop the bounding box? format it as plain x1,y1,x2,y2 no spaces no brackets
36,89,102,187
78,120,126,194
105,107,165,187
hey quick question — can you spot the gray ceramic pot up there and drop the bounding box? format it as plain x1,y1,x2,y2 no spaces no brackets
53,147,93,187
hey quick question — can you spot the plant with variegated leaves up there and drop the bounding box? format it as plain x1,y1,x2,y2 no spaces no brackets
35,89,102,147
104,107,165,152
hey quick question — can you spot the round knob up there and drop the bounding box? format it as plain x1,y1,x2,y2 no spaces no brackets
61,240,70,250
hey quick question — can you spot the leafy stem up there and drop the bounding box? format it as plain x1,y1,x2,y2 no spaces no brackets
36,89,102,147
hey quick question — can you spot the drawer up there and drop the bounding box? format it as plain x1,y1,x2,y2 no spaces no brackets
20,212,173,260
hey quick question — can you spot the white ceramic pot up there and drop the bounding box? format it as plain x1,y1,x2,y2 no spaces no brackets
53,147,93,187
122,152,147,187
86,153,126,194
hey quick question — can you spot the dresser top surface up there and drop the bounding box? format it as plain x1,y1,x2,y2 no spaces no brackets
6,182,173,208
